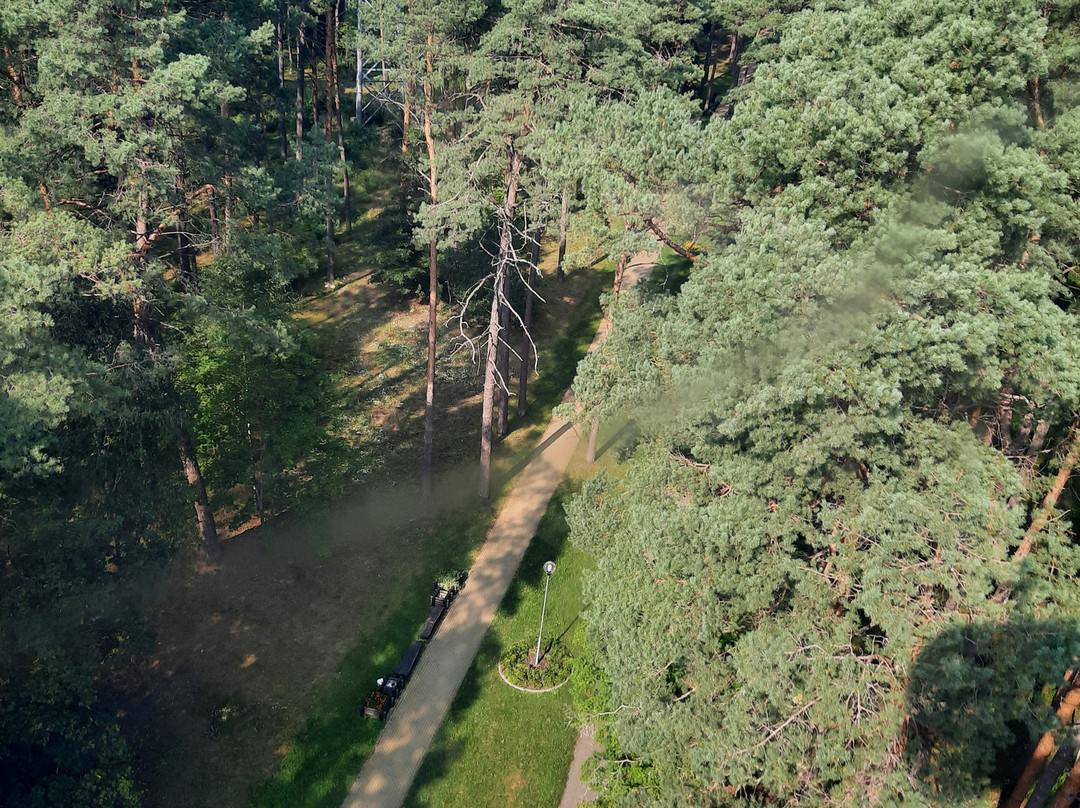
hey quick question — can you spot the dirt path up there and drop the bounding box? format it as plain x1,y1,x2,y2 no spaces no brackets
558,725,600,808
341,246,658,808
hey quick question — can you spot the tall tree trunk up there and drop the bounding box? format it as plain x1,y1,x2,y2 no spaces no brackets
402,81,411,154
332,0,351,233
208,190,221,254
993,421,1080,603
518,234,540,417
1030,76,1046,130
179,423,221,559
496,266,511,438
700,22,715,108
421,27,439,499
176,210,196,291
134,188,219,558
613,252,628,295
222,144,233,250
422,235,438,498
478,283,502,500
276,0,288,159
248,422,265,525
176,217,194,289
729,32,745,87
296,20,306,160
585,419,600,463
324,3,334,143
479,150,522,499
310,28,320,131
326,212,335,284
556,186,569,281
354,0,362,123
175,170,197,291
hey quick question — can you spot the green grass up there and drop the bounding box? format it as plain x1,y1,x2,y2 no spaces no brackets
405,482,589,808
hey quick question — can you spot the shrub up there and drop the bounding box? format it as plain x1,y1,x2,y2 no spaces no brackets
499,639,572,690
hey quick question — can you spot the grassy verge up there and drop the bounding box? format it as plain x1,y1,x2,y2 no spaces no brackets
405,482,589,808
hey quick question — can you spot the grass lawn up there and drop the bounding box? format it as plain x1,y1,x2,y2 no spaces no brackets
405,482,589,808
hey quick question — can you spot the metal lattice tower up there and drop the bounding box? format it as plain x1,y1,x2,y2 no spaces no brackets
354,0,399,124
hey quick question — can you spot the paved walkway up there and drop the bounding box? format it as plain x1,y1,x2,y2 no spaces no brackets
342,247,658,808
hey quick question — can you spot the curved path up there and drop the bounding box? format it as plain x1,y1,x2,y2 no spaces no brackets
342,247,658,808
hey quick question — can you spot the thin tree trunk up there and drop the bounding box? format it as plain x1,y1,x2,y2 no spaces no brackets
479,151,522,500
177,210,196,291
422,235,438,498
326,212,335,284
700,22,715,106
310,30,320,130
478,287,501,500
585,420,599,463
643,216,698,262
355,0,362,123
518,234,540,418
421,26,439,499
325,3,334,143
1030,76,1046,130
222,156,233,249
174,169,198,291
332,0,351,233
296,19,306,160
556,186,569,281
248,422,264,525
496,266,511,438
993,420,1080,603
402,81,411,154
613,253,628,295
134,189,219,558
208,190,221,254
276,0,288,159
179,423,221,559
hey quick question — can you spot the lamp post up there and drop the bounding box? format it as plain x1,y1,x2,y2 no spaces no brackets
534,561,556,666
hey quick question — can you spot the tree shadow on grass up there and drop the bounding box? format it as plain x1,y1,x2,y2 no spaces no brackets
404,630,498,805
498,484,574,620
906,618,1080,806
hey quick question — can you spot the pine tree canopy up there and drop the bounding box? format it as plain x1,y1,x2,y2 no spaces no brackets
568,1,1080,805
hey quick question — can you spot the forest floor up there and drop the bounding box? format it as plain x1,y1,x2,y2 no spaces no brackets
113,208,613,808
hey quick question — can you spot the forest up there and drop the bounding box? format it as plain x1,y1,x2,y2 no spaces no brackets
3,0,1080,806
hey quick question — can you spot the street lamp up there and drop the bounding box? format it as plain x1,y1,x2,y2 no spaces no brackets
534,561,556,666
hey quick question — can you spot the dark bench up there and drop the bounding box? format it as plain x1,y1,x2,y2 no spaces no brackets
393,640,424,679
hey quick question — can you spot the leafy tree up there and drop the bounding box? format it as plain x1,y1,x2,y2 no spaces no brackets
177,313,346,525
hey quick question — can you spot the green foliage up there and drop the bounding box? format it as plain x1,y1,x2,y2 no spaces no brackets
177,315,349,524
567,2,1080,806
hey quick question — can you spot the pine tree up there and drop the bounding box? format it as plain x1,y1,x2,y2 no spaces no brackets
567,2,1080,805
